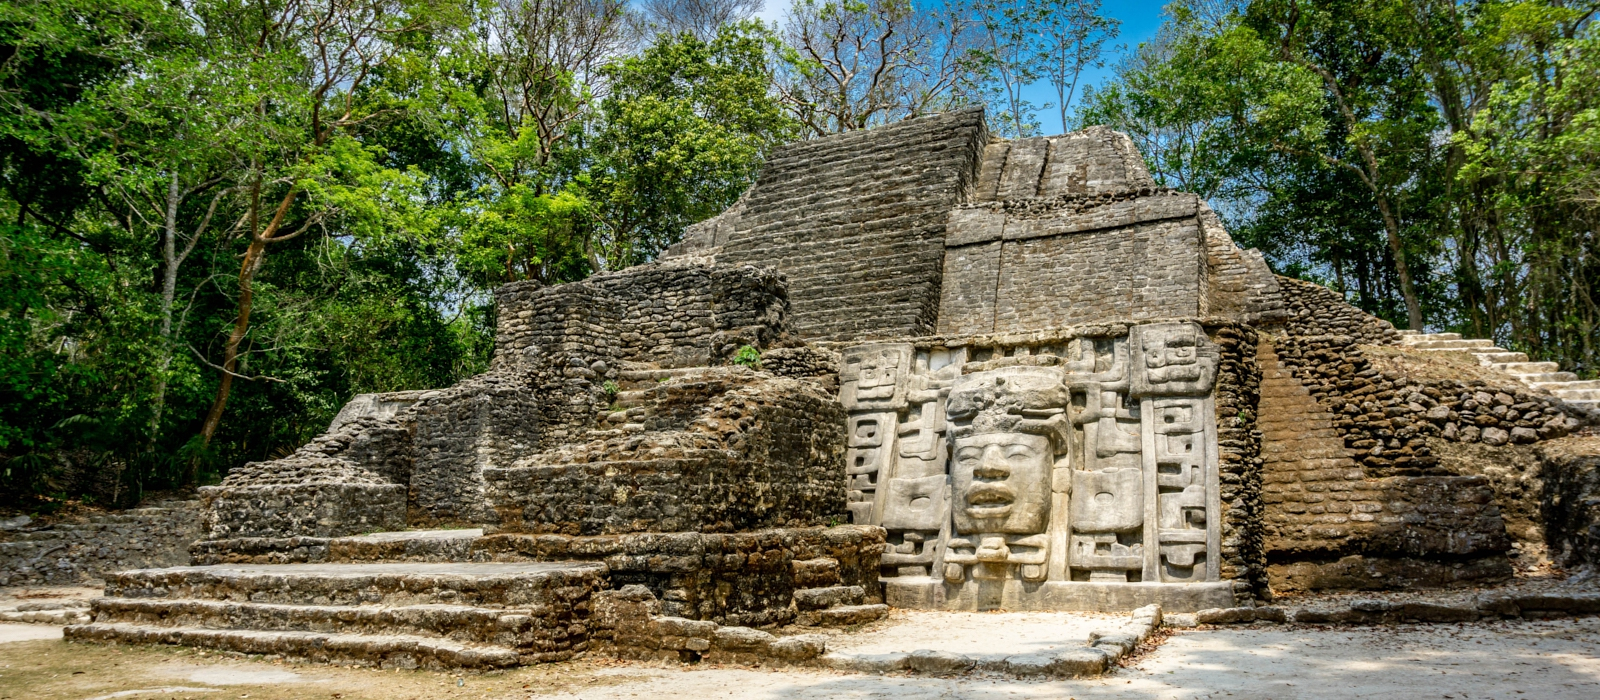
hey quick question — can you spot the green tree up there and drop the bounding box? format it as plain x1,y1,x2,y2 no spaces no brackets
586,21,797,266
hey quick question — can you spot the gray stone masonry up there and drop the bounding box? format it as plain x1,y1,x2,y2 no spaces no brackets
484,366,847,537
200,259,797,538
0,499,199,586
670,108,990,340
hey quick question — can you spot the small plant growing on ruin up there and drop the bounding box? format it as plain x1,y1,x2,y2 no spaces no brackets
601,380,619,398
732,345,761,369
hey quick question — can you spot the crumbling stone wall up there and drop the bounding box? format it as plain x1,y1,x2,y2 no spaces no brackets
485,367,847,536
0,499,200,586
1275,276,1401,344
203,260,797,539
1255,276,1586,590
1541,435,1600,568
1198,206,1286,325
1211,324,1266,592
935,134,1283,335
970,125,1155,200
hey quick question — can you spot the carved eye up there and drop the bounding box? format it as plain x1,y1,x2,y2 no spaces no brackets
957,448,983,463
1004,446,1035,462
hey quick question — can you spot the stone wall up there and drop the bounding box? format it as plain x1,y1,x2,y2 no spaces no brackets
484,367,847,536
189,525,885,628
933,130,1281,335
1541,435,1600,568
937,194,1208,335
1251,279,1588,590
969,126,1155,200
0,499,199,586
1275,276,1401,344
496,260,791,370
203,260,798,539
671,108,989,341
1198,206,1286,325
1212,325,1265,592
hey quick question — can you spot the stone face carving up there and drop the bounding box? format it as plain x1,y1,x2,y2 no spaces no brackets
1131,322,1219,397
840,322,1225,609
946,367,1069,536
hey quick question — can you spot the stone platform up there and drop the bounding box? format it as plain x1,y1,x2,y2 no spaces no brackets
65,561,607,669
190,526,889,628
883,576,1237,613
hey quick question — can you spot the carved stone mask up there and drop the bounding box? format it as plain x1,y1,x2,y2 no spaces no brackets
945,366,1070,535
1142,329,1202,384
952,432,1052,534
856,350,901,397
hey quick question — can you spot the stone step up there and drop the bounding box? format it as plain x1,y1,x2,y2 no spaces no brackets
1,531,67,542
793,585,865,611
1491,361,1561,374
1550,388,1600,401
1516,372,1580,383
611,390,654,408
616,367,712,390
796,603,889,627
87,597,566,649
1407,339,1498,350
65,622,522,670
1476,352,1530,364
792,557,843,588
1543,380,1600,390
1399,332,1460,342
104,561,607,608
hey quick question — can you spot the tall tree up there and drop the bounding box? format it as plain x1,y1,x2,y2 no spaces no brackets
642,0,766,41
776,0,978,136
1037,0,1120,132
587,20,796,265
190,0,452,455
968,0,1049,137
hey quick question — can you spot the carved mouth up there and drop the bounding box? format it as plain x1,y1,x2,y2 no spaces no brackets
965,483,1016,518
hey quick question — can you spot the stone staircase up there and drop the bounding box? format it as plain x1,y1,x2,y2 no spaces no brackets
1398,331,1599,412
65,561,608,670
791,556,889,627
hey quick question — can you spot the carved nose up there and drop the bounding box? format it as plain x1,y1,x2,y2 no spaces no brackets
973,449,1009,479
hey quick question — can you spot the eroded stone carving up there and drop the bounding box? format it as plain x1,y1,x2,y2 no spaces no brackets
840,322,1225,609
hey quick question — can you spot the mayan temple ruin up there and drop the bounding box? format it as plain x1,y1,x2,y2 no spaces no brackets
26,108,1599,676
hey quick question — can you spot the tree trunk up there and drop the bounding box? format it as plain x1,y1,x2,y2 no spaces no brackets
149,175,181,445
195,179,297,477
1372,192,1424,331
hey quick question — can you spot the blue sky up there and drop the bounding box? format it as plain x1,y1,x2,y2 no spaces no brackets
752,0,1173,135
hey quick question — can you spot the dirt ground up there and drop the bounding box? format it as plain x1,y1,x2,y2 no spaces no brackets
3,617,1598,700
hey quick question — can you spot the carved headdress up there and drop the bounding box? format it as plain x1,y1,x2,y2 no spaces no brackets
946,366,1071,454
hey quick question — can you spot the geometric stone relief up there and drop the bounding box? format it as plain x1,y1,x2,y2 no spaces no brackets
839,322,1225,608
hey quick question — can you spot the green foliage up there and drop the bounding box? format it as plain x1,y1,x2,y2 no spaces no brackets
457,185,593,286
1078,0,1598,372
731,345,762,369
587,21,797,267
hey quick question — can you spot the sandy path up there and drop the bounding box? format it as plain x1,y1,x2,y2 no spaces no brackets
1,618,1596,699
